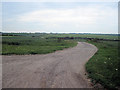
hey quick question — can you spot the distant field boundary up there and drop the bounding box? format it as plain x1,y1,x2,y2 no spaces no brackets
46,37,120,41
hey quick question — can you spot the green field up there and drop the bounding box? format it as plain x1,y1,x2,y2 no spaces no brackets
47,34,119,40
1,33,120,89
2,33,119,40
86,40,120,89
2,35,77,55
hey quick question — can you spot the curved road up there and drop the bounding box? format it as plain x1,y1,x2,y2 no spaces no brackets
2,42,97,88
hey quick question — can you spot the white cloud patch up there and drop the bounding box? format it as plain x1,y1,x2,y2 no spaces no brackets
4,4,117,33
18,7,102,24
17,5,117,30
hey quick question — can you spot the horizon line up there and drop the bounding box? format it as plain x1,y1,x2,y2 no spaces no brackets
1,32,119,34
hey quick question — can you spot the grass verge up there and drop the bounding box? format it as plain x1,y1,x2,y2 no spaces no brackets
85,40,120,89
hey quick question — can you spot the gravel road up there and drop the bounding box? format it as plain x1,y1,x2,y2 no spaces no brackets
2,42,97,88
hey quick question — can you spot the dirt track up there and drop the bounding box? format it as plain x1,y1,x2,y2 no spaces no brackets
2,42,97,88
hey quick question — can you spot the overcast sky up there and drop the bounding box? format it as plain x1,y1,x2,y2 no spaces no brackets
2,2,118,34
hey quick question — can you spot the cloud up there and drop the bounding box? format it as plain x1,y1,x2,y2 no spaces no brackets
17,7,97,23
4,3,118,33
17,5,117,26
2,0,119,2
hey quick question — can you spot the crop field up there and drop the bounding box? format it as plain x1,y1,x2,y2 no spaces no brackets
1,33,120,89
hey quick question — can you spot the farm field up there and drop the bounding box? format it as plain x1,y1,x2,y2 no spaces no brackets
2,34,77,55
2,33,119,40
47,34,119,40
1,33,120,89
2,33,119,55
2,1,119,89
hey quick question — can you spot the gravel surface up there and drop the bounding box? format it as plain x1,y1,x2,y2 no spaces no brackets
2,42,97,88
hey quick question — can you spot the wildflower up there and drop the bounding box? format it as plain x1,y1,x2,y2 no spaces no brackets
104,62,106,64
116,69,118,71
